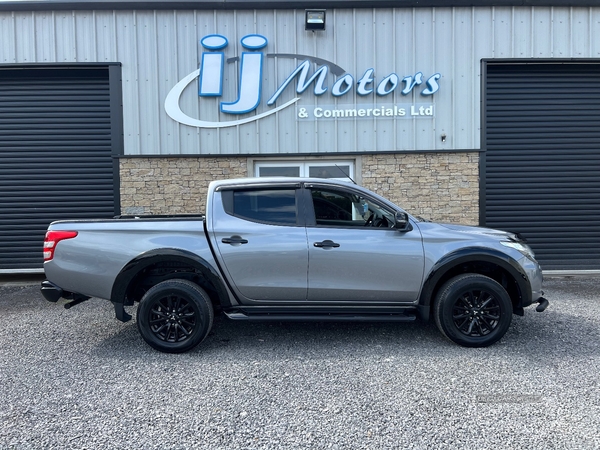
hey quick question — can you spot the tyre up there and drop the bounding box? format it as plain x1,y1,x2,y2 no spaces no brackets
433,274,512,347
136,279,214,353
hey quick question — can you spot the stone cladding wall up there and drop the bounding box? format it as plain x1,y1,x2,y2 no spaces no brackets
119,157,248,215
119,152,479,223
361,152,480,224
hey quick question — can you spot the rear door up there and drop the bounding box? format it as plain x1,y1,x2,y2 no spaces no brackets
305,185,424,303
210,185,309,302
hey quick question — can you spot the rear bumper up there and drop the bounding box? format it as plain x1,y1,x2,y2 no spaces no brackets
41,279,93,311
40,280,66,303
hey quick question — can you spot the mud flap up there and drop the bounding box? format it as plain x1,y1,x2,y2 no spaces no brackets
112,301,132,322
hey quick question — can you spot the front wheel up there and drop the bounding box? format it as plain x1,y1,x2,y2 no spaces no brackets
137,279,213,353
433,274,512,347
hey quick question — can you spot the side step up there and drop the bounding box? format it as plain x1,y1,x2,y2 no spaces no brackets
224,307,417,322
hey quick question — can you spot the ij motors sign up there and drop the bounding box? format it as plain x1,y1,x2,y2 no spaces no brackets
165,34,441,129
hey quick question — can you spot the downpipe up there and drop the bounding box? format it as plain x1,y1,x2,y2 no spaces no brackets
535,297,550,312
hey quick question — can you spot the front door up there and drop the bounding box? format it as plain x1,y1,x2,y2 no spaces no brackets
305,186,424,302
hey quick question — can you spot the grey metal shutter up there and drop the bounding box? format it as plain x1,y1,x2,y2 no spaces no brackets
0,65,121,271
482,62,600,270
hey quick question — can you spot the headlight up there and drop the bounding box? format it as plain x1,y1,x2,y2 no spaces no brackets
501,240,535,260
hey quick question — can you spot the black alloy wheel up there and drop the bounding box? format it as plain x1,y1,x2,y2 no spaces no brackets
433,274,512,347
150,293,196,343
452,288,500,337
137,279,213,353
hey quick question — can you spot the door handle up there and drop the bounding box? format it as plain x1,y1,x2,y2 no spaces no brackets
222,236,249,245
313,240,340,248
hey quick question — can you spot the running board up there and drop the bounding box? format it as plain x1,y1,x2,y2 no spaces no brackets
224,307,417,322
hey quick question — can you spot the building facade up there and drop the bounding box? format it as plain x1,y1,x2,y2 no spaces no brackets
1,1,600,271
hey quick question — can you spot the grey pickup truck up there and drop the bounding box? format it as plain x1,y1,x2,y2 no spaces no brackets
41,177,549,353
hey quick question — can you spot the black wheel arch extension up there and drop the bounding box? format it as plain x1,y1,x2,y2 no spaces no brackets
418,247,532,319
110,248,232,312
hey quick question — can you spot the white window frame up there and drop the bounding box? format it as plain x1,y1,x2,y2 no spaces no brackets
254,160,355,182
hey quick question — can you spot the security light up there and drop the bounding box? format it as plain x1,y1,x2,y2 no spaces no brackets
305,10,326,31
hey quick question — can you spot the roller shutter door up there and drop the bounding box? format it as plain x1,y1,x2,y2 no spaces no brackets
0,65,121,271
483,62,600,270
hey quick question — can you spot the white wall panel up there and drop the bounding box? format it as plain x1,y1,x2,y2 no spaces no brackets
75,12,97,61
433,8,453,150
393,9,415,151
54,12,76,62
136,11,161,154
592,8,600,56
3,6,600,155
35,12,56,62
553,8,571,57
14,13,36,63
513,8,532,57
473,8,493,150
493,8,513,57
534,8,553,56
255,10,277,154
0,14,16,63
115,12,141,154
413,8,434,152
572,8,590,57
215,11,240,155
94,12,117,62
334,9,358,153
175,11,200,155
453,8,474,150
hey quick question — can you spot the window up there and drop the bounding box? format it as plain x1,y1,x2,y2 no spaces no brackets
255,161,354,182
257,165,300,177
228,189,297,225
308,164,352,180
309,187,395,228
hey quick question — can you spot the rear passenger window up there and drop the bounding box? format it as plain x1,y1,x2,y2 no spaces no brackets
231,189,297,225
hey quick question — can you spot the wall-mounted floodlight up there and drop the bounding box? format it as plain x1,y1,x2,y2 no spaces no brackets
305,10,326,31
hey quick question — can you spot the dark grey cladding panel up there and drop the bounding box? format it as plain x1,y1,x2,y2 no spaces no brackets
0,65,120,270
482,61,600,270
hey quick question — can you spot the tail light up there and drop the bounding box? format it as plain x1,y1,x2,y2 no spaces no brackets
43,230,78,261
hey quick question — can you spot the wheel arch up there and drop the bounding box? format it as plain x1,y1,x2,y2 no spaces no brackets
418,247,532,320
110,248,232,311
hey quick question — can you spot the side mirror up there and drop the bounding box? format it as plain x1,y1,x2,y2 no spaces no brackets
394,212,413,232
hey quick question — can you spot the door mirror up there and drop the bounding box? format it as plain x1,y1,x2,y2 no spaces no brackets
394,212,413,232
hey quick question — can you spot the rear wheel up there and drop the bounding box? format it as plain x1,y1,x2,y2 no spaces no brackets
137,279,213,353
433,274,512,347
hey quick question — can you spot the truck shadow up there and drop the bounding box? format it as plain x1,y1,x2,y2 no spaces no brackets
95,305,600,361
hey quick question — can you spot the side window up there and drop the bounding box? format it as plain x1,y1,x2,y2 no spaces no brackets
309,188,395,228
311,189,356,224
227,189,298,225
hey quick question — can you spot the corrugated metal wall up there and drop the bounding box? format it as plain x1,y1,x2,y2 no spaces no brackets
2,7,600,155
